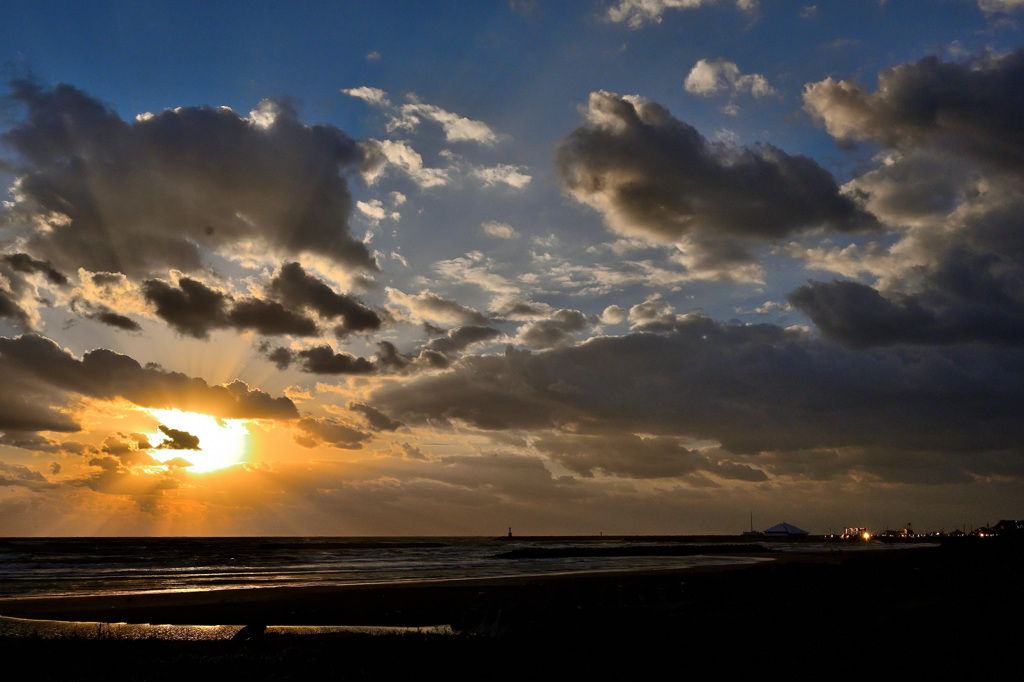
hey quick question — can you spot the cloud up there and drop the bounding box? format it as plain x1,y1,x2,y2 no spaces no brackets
979,0,1024,14
481,221,520,239
348,401,403,431
343,87,496,144
433,253,520,294
792,50,1024,349
362,139,450,187
79,306,143,332
269,345,376,375
142,277,319,338
0,334,299,427
423,325,502,357
0,253,68,330
371,315,1024,478
137,265,380,339
534,432,765,480
556,91,874,276
294,416,371,449
789,243,1024,348
341,86,391,106
684,58,776,97
514,309,588,349
386,287,490,326
268,262,381,336
0,460,50,489
803,50,1024,173
102,432,157,466
472,164,532,188
356,199,401,223
155,425,201,451
607,0,756,29
600,305,628,325
1,81,375,277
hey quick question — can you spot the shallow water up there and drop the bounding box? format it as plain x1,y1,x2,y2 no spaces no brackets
0,615,455,640
0,536,762,600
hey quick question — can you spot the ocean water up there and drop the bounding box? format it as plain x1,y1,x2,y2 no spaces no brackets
0,536,763,600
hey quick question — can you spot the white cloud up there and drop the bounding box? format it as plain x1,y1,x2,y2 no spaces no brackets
600,305,628,325
472,164,532,188
979,0,1024,13
341,86,391,107
386,287,490,326
356,199,400,223
434,252,520,294
482,221,520,239
374,140,450,188
607,0,756,29
685,58,775,97
343,88,496,144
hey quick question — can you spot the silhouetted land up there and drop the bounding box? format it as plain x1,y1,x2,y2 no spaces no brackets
1,537,1021,680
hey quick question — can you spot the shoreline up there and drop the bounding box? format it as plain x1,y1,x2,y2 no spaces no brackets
0,556,771,628
2,541,1021,679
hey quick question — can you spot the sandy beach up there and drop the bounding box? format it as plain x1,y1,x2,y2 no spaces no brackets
1,539,1020,680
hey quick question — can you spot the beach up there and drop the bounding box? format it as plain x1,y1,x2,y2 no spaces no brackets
1,538,1020,679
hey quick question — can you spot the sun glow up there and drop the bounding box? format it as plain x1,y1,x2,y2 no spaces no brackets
146,409,252,473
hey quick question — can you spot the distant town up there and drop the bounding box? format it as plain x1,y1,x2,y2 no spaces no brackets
746,519,1024,541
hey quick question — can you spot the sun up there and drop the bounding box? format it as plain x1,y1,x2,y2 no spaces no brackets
146,409,252,473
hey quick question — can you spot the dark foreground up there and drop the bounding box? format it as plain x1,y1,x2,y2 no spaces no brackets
1,538,1021,680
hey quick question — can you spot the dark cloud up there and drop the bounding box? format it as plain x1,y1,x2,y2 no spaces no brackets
294,416,371,449
372,316,1024,479
142,277,318,338
0,255,59,329
226,298,319,337
155,425,201,451
534,433,738,480
269,263,381,335
266,345,296,371
348,401,403,431
102,432,158,466
804,49,1024,173
556,91,873,272
793,52,1024,350
1,80,375,277
268,345,376,375
68,296,143,332
0,382,80,433
141,278,229,337
423,325,502,356
790,250,1024,348
0,460,50,489
0,431,67,452
86,309,143,332
0,288,33,329
3,253,68,285
374,340,411,371
0,334,299,425
515,310,587,349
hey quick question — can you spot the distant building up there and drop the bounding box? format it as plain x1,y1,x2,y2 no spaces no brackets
764,522,809,538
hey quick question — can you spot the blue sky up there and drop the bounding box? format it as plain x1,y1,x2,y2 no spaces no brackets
2,1,1024,536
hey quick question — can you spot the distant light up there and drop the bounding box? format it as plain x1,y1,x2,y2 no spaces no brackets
862,532,870,541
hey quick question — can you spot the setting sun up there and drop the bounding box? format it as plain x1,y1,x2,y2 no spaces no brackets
146,409,252,473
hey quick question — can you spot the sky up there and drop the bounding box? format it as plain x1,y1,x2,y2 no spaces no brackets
1,0,1024,536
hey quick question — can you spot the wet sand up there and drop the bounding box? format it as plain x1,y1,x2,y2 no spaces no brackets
1,539,1020,680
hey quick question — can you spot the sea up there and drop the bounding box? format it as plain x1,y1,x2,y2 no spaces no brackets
0,536,764,601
